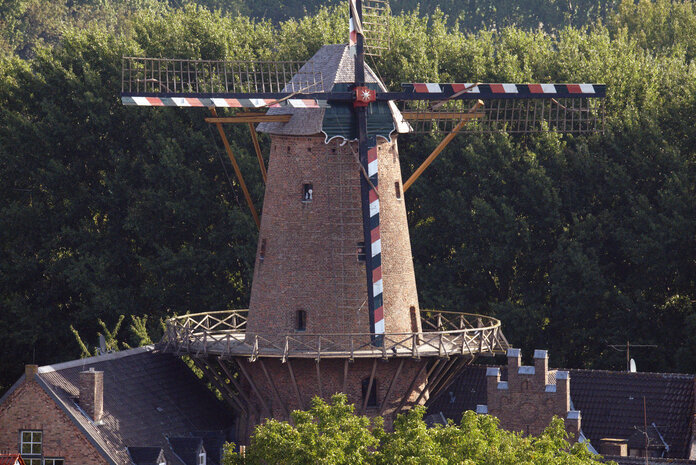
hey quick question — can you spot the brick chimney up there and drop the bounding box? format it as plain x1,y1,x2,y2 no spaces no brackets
79,368,104,423
24,364,38,382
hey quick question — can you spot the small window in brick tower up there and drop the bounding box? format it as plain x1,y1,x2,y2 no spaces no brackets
361,377,378,408
395,181,401,199
259,239,266,261
303,183,313,201
357,242,366,262
296,309,307,331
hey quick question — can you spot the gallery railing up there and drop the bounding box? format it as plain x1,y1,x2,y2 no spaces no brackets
161,309,509,361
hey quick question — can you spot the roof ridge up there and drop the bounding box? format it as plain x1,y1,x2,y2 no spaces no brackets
37,345,154,373
467,364,694,379
569,368,695,378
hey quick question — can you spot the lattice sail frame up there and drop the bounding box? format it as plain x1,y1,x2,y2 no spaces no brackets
362,0,390,57
402,96,605,134
121,57,326,108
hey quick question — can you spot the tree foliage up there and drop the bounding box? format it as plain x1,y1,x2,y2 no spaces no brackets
0,2,695,393
223,394,611,465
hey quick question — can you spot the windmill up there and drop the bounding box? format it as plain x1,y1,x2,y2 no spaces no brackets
121,0,604,440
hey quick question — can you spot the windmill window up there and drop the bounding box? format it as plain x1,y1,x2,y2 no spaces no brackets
362,377,378,408
357,242,366,262
395,181,401,199
303,183,313,202
296,310,307,331
259,239,266,261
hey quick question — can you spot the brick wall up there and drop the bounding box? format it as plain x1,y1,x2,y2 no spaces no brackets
0,370,107,464
481,349,581,438
246,134,420,339
234,356,428,437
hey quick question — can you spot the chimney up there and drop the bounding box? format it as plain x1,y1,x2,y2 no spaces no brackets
507,348,522,386
534,350,548,385
24,364,38,382
80,368,104,423
599,438,628,457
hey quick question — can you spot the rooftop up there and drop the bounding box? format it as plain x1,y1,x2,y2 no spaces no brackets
427,365,695,461
256,44,410,140
3,346,235,465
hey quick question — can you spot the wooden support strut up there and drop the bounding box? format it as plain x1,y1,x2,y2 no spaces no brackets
287,359,304,411
316,361,324,399
413,358,448,406
209,108,260,229
429,356,473,401
259,359,290,418
395,360,429,414
403,100,484,193
217,358,254,414
248,121,267,184
234,357,271,417
378,358,405,416
361,359,378,414
342,359,350,394
192,358,247,416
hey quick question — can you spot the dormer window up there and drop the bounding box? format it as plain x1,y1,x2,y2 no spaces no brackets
198,447,206,465
303,183,313,202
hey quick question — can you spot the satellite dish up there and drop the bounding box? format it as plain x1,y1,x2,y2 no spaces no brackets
630,358,637,372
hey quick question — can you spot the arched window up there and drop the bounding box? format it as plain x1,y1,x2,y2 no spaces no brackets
296,310,307,331
361,377,378,408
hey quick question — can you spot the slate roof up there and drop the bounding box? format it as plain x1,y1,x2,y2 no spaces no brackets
127,446,163,465
168,437,204,465
427,365,695,460
256,44,410,139
32,346,235,465
569,369,695,459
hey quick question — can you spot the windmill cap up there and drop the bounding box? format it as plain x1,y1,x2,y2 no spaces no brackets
256,44,410,140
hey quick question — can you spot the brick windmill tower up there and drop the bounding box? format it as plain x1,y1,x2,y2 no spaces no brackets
121,0,604,441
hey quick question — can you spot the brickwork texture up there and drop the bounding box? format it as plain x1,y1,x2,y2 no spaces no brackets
0,374,106,465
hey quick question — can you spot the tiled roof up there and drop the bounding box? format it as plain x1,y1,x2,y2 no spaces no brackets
427,365,695,460
35,347,236,465
569,369,695,459
0,454,24,465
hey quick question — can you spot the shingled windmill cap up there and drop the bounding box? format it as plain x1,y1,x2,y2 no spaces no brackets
256,44,411,139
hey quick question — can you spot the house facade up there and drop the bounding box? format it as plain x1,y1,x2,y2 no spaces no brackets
0,347,235,465
428,348,696,465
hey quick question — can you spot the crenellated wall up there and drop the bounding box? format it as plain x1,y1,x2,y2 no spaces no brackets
478,349,581,438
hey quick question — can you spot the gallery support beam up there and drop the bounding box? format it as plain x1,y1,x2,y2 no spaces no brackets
209,108,260,229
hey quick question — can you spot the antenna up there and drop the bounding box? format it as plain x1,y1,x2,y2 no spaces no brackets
644,396,648,465
608,340,657,372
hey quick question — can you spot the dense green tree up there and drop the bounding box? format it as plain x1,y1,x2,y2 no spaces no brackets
223,394,611,465
1,2,695,393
